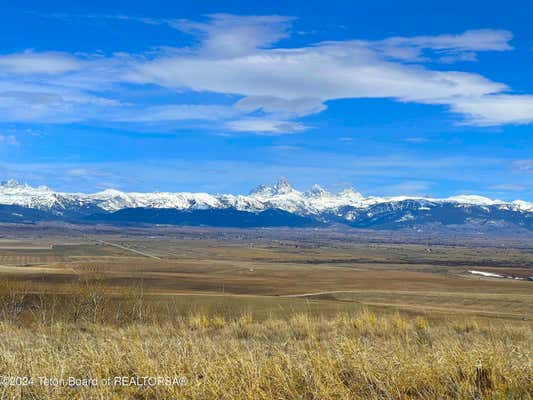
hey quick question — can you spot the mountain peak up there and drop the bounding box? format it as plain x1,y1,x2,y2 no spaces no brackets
307,184,329,197
250,178,296,197
274,178,295,194
0,179,50,191
249,184,274,197
1,179,23,188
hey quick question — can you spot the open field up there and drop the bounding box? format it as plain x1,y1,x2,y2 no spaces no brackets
0,226,531,319
0,284,531,400
0,225,531,399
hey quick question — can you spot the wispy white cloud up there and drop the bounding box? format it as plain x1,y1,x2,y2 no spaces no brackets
0,134,18,146
362,29,513,63
226,118,307,134
405,137,429,143
379,180,433,195
489,184,526,191
80,13,294,57
134,38,504,104
235,96,326,117
170,13,294,57
0,14,527,133
109,104,240,122
450,95,533,126
269,145,301,152
130,16,515,129
0,51,81,74
513,159,533,173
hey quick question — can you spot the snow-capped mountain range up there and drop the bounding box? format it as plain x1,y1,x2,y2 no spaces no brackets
1,178,531,214
1,178,532,230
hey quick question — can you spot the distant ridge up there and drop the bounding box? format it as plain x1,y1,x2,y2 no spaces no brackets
0,179,532,230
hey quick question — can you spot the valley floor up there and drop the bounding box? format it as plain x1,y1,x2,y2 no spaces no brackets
0,226,531,399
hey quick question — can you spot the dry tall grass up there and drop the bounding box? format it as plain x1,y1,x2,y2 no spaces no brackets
0,280,531,399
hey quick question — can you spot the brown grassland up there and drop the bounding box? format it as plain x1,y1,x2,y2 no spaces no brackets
0,227,531,399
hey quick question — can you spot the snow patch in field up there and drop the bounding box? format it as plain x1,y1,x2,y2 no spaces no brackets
468,270,503,278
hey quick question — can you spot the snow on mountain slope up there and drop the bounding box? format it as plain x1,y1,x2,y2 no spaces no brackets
1,179,532,217
445,195,502,206
88,189,223,212
510,200,533,212
0,179,86,211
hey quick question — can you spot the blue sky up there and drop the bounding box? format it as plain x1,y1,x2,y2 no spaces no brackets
0,0,532,199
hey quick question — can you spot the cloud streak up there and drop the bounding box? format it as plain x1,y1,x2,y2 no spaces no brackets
513,159,533,173
0,51,81,74
362,29,513,63
226,118,307,134
0,134,18,146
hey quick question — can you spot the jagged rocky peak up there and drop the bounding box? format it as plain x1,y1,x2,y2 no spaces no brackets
2,179,23,188
250,178,297,197
0,179,50,192
307,184,329,197
249,184,274,197
274,178,295,194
